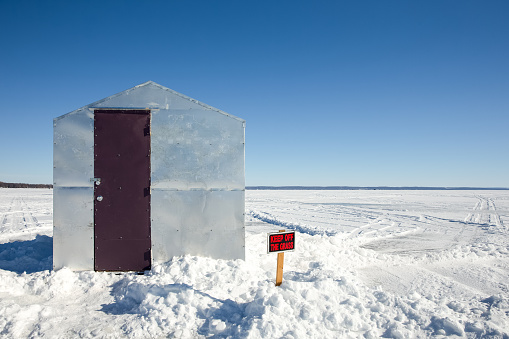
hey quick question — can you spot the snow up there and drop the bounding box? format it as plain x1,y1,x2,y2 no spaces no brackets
1,188,509,338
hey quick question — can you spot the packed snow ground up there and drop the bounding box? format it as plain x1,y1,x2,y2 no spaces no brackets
1,188,508,338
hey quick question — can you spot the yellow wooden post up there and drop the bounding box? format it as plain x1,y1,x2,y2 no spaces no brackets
275,229,285,286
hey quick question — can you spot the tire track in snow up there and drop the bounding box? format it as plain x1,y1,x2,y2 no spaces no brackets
9,197,21,231
464,197,483,224
464,196,486,224
1,196,43,234
467,196,506,241
346,219,401,238
1,197,16,229
464,196,505,232
346,219,384,238
488,198,505,229
21,197,42,230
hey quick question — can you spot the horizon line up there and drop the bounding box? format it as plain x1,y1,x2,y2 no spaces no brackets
246,186,509,190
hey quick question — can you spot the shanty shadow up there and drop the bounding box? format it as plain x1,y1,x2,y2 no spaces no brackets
0,235,53,273
101,280,251,338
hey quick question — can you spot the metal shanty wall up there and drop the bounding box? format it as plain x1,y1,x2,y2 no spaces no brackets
53,81,245,271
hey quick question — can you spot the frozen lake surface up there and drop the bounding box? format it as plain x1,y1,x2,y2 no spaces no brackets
1,188,508,338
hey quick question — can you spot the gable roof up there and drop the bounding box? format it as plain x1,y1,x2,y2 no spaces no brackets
56,81,244,123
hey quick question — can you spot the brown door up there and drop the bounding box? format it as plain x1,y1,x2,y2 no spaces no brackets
94,109,151,271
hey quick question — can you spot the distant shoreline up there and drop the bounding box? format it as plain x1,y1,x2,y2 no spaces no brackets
0,182,52,189
246,186,509,191
1,183,507,190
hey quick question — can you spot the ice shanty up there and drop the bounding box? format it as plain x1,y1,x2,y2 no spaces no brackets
53,81,245,271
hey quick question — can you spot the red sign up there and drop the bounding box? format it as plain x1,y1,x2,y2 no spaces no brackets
267,231,295,253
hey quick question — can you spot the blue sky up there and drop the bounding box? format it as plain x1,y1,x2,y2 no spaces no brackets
1,0,508,187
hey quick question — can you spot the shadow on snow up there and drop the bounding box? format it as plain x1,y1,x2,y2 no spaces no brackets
0,235,53,273
249,210,336,236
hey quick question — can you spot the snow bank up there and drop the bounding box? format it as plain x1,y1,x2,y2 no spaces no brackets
1,232,508,338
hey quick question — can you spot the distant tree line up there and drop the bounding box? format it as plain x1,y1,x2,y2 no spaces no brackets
0,181,53,189
247,186,509,190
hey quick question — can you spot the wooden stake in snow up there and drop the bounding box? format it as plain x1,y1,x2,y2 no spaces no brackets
267,229,295,286
276,246,284,286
